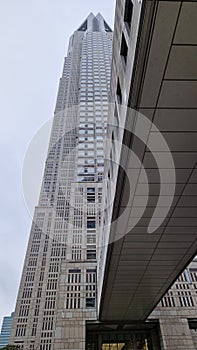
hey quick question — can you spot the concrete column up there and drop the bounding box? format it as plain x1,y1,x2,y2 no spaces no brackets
159,317,195,350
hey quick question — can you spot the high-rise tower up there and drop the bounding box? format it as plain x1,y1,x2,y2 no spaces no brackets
8,5,197,350
0,312,14,349
10,13,112,350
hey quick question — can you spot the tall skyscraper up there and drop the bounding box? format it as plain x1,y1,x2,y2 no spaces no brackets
10,13,112,350
10,4,197,350
0,312,14,349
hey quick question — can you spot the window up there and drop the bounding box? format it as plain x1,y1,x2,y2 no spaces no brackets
87,249,96,260
87,235,96,244
87,188,95,193
87,196,95,203
66,270,81,309
86,297,95,308
124,0,133,34
120,33,128,69
87,188,95,203
87,220,96,229
178,291,194,307
85,269,96,307
96,136,103,140
98,166,104,173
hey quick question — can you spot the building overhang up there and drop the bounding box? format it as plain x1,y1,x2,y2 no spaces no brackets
99,0,197,321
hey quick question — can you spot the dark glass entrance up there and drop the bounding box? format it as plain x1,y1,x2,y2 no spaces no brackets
86,322,161,350
101,333,150,349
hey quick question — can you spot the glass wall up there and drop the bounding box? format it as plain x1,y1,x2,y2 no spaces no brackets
86,328,160,350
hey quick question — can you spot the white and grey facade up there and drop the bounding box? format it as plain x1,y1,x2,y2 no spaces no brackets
85,260,197,349
10,3,197,350
10,13,112,350
98,0,197,323
150,260,197,350
96,0,197,349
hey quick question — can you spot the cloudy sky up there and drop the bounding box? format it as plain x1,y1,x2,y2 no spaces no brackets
0,0,115,327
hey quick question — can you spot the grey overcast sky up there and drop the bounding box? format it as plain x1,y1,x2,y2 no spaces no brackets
0,0,115,327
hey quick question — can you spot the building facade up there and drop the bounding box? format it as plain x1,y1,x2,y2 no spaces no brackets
86,260,197,349
10,4,197,350
150,260,197,350
96,0,197,348
98,0,197,323
0,312,14,349
10,13,112,350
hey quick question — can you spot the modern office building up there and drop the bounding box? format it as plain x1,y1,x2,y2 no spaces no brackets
0,312,14,349
10,1,197,350
149,259,197,349
10,13,113,350
86,259,197,349
96,0,197,349
98,0,197,325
